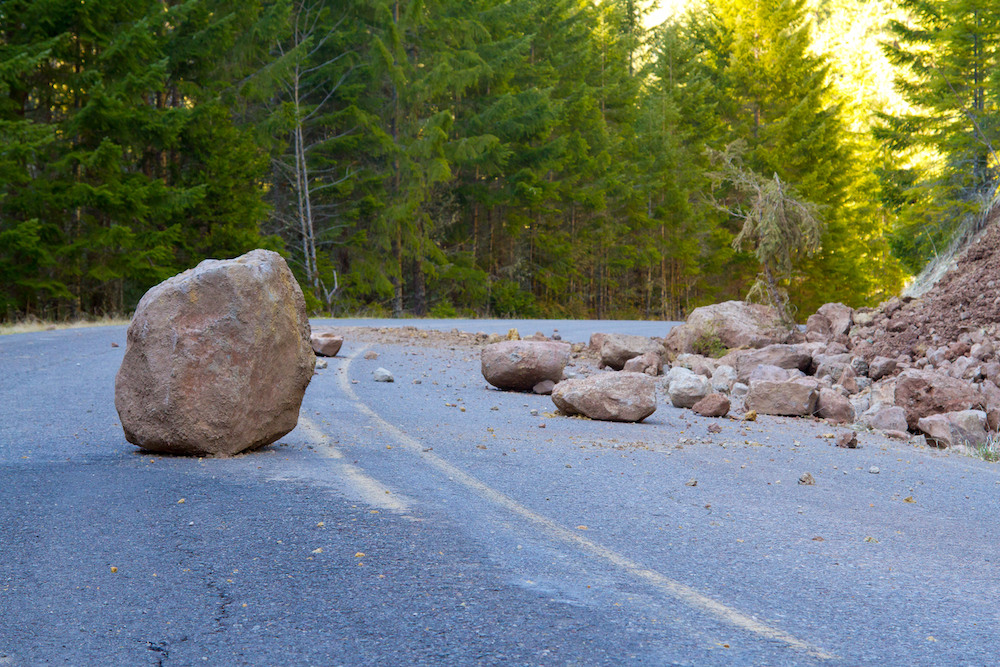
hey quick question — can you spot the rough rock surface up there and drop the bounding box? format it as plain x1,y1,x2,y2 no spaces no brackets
692,393,731,418
867,406,908,432
916,410,987,448
622,351,662,376
551,372,657,422
664,300,791,355
115,249,315,457
600,334,665,371
893,369,983,429
481,340,571,391
745,380,819,417
667,371,713,409
735,345,812,383
815,388,855,424
310,332,343,357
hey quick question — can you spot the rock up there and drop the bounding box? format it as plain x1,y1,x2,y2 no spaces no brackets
373,367,394,382
533,379,556,395
315,358,327,370
816,388,855,424
869,466,880,474
507,328,520,341
623,351,662,376
674,353,718,377
692,393,731,418
745,380,818,416
707,423,723,434
916,410,988,448
668,372,713,409
114,249,314,457
817,302,853,336
600,334,665,371
799,472,816,485
310,332,343,357
868,406,908,432
364,351,379,360
805,312,832,337
747,364,790,385
589,332,611,352
735,345,812,383
711,365,738,393
894,369,984,429
663,300,791,355
835,432,858,448
685,478,697,487
731,382,749,398
481,341,571,391
868,356,897,381
551,372,657,422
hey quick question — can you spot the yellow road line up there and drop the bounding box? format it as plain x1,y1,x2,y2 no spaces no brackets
334,345,836,661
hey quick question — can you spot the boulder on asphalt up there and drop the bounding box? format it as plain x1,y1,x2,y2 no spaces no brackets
115,249,315,457
692,393,730,418
668,370,713,409
310,331,343,357
735,345,812,383
623,352,662,376
663,300,790,355
866,406,908,432
481,340,571,391
817,303,853,336
745,380,819,417
916,410,988,448
893,368,984,429
600,334,665,371
551,372,657,422
815,388,855,424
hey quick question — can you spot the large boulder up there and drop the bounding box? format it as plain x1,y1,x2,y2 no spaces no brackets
663,300,790,355
745,379,819,416
481,340,571,391
893,369,983,429
735,345,812,383
916,410,988,448
552,373,657,422
600,334,665,370
115,250,315,457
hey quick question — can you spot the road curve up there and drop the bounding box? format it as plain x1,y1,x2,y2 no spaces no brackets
2,322,999,666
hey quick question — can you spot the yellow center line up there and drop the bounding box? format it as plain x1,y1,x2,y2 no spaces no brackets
333,344,837,661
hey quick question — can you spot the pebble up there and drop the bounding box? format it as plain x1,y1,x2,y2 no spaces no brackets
373,368,394,382
869,466,880,474
530,409,538,416
799,472,816,485
315,359,328,370
685,479,697,487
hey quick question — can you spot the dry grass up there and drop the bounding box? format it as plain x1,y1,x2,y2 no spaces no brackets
0,314,132,336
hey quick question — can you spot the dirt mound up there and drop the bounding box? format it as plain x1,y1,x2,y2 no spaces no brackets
851,203,1000,361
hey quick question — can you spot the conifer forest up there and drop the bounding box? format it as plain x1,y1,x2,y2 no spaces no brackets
1,0,997,321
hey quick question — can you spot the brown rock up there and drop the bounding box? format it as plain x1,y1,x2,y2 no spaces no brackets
745,380,818,416
868,356,897,380
835,432,858,448
532,379,556,395
600,334,665,371
868,406,908,432
551,372,657,422
114,250,315,457
663,300,791,355
893,369,984,429
481,341,571,391
816,388,855,424
799,472,817,485
736,345,812,383
623,351,662,376
310,332,343,357
818,303,854,336
916,410,987,448
805,312,832,337
692,393,730,418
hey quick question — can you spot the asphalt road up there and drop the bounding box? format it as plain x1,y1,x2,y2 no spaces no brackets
2,321,1000,666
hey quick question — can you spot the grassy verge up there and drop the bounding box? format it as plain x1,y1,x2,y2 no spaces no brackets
0,315,132,336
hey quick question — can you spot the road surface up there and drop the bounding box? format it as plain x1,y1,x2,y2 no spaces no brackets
2,321,999,666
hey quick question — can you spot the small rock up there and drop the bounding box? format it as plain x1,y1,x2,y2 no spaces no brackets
533,379,556,395
869,466,880,474
692,393,731,418
530,409,539,416
412,379,422,385
507,328,520,341
835,432,858,448
364,351,379,360
707,424,722,434
111,342,119,348
799,472,816,485
373,368,394,382
685,479,697,487
315,359,328,370
742,410,757,421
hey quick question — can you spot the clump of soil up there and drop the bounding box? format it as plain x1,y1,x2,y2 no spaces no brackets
850,209,1000,362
